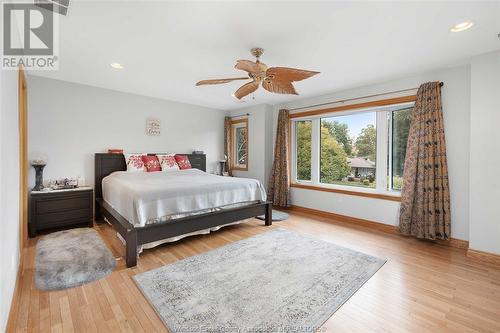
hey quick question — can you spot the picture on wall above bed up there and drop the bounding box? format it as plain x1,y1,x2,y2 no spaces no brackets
146,118,161,136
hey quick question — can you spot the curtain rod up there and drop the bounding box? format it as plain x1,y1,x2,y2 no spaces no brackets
288,82,444,112
229,112,250,118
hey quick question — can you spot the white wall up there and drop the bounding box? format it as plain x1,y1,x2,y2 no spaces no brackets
274,65,471,241
28,76,226,188
469,51,500,254
228,104,274,188
0,22,21,333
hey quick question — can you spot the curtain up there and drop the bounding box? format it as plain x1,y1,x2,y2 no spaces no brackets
224,116,232,176
268,109,290,207
399,82,451,240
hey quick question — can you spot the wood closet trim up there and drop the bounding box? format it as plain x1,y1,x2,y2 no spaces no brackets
289,95,417,119
18,66,28,251
5,268,22,332
7,66,28,333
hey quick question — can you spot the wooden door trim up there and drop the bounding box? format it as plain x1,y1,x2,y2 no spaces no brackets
18,66,28,251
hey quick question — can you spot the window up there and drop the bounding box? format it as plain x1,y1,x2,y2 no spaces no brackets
295,120,312,181
291,100,414,196
231,119,248,170
320,112,376,188
388,107,412,191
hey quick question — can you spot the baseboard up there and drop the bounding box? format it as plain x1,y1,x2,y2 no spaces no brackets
467,248,500,266
285,205,400,235
436,238,469,250
5,263,22,332
284,205,469,250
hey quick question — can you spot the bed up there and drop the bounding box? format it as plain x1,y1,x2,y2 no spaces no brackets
94,153,272,267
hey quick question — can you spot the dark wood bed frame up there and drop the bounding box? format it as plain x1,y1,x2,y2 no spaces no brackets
94,153,272,267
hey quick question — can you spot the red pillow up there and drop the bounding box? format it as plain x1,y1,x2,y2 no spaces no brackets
141,155,161,172
175,155,192,169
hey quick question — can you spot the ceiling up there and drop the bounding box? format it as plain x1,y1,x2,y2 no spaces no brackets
30,1,500,110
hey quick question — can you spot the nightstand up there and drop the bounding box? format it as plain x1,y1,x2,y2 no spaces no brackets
29,187,93,237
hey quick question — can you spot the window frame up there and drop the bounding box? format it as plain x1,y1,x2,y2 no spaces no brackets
290,96,416,201
387,106,413,192
230,118,249,171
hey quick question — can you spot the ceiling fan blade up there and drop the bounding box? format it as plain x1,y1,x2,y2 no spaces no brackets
235,60,267,75
262,79,298,95
196,77,249,86
266,67,319,82
234,80,260,99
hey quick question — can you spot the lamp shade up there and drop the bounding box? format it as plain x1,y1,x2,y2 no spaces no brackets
30,153,48,166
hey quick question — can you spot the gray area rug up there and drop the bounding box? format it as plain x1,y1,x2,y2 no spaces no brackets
134,229,385,332
35,228,116,290
256,210,289,221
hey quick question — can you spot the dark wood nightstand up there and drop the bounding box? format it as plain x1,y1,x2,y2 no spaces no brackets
29,187,93,237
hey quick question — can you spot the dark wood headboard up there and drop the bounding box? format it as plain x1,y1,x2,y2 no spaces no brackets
94,153,206,199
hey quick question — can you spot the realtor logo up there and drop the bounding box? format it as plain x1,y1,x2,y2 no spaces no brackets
2,2,59,70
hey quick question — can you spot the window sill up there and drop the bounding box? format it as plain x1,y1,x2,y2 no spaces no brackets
290,182,401,202
232,166,248,171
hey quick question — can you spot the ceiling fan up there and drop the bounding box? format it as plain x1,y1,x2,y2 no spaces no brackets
196,48,319,99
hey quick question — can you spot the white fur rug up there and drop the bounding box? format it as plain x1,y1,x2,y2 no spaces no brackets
35,228,116,290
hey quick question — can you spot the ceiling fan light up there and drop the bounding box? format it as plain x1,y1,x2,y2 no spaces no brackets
450,21,474,33
197,48,319,99
110,62,124,69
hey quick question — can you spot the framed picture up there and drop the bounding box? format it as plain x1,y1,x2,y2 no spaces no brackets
146,118,161,136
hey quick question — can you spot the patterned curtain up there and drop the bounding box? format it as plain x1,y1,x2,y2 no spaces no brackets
399,82,450,240
268,109,290,207
224,117,232,176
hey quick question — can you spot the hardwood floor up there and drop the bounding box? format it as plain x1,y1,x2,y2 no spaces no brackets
7,212,500,333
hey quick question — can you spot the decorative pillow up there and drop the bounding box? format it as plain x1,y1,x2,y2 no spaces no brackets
175,154,192,170
157,154,180,172
141,155,161,172
124,153,146,172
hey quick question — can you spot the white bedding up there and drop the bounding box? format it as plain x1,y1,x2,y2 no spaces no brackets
102,168,267,227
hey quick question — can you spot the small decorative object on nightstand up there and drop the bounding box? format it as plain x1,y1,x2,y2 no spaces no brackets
219,154,229,176
29,187,93,237
30,154,47,191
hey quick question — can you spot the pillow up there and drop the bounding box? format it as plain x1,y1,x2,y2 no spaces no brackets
175,154,192,170
141,155,161,172
157,154,180,172
124,153,146,172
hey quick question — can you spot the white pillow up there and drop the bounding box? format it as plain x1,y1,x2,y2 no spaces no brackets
157,154,180,172
124,153,146,172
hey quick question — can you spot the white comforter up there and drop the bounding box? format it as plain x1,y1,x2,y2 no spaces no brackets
102,169,267,227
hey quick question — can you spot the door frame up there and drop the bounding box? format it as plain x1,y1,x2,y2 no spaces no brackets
18,66,28,252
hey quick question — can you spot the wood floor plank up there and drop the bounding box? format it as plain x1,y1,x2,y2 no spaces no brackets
48,290,63,333
38,291,51,333
79,283,108,333
58,295,74,333
7,214,500,333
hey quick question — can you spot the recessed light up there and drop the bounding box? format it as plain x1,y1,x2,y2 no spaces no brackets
110,62,124,69
450,21,474,33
